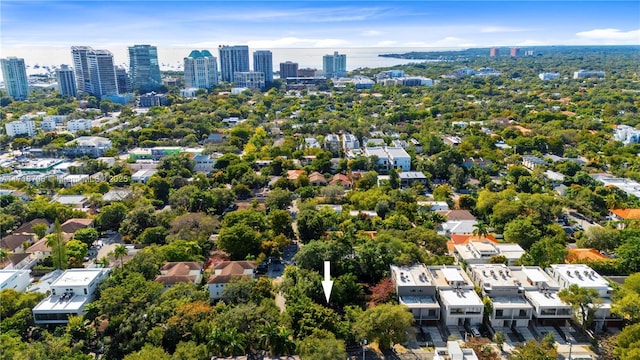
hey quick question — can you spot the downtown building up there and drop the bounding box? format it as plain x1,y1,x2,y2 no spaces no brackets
56,65,77,97
128,45,162,93
322,51,347,78
71,46,118,98
234,72,265,90
253,50,273,83
218,45,250,83
279,61,299,79
1,57,29,100
184,50,219,90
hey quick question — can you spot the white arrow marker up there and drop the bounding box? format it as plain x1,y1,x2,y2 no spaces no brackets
321,260,334,303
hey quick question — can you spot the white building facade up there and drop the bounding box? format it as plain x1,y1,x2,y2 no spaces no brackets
5,120,36,137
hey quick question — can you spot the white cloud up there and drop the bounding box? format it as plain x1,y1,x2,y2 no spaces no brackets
480,26,530,33
516,39,546,46
245,37,350,48
362,30,382,36
576,28,640,43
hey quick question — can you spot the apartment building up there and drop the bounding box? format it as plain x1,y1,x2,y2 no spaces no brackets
429,266,484,326
0,269,32,292
32,268,110,324
390,264,441,324
66,119,93,133
512,266,572,326
548,264,617,329
324,134,341,155
467,264,532,328
453,241,525,265
5,119,36,137
64,136,112,158
342,133,360,151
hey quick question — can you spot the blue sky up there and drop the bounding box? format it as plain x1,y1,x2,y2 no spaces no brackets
1,1,639,49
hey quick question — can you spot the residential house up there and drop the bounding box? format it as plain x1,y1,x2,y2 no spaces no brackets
131,169,157,183
2,253,38,270
207,261,256,301
433,341,479,360
25,233,73,260
1,233,35,254
60,218,93,234
102,188,133,203
446,234,499,254
398,171,428,188
467,264,533,328
303,137,321,149
286,170,305,182
308,172,327,186
548,264,618,330
417,201,449,212
32,268,110,324
364,147,390,173
155,262,203,289
512,266,572,326
522,155,546,170
342,133,360,151
462,158,493,169
438,210,478,235
64,136,112,158
14,219,51,235
428,265,484,326
453,241,525,265
51,195,89,210
330,174,352,189
0,269,31,292
609,208,640,228
390,264,441,324
193,154,217,174
324,134,341,155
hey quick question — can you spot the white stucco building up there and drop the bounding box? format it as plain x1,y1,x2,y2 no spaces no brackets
32,268,110,324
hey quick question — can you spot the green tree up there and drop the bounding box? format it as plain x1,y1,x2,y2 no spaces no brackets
73,227,99,247
46,219,67,270
617,236,640,273
112,244,129,268
494,331,506,351
297,210,325,244
137,226,168,245
503,218,541,249
265,188,294,211
123,344,171,360
615,322,640,360
31,222,49,239
472,220,489,239
353,303,414,350
66,239,88,267
268,209,294,239
297,329,346,360
511,339,557,360
217,224,262,260
96,202,128,231
559,284,602,331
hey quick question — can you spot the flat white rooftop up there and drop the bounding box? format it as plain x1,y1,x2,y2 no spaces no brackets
469,264,516,287
0,269,30,287
526,290,571,309
550,264,610,289
441,267,465,283
50,269,105,288
400,295,439,306
33,293,89,312
492,296,532,308
439,288,483,307
391,264,433,287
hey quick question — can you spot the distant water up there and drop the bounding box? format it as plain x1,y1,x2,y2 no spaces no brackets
1,46,462,81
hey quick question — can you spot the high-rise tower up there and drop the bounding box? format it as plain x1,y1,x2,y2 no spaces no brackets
322,51,347,78
87,50,118,97
71,46,94,94
279,61,299,79
218,45,250,83
128,45,161,93
184,50,219,89
253,50,273,83
1,57,29,100
57,64,77,97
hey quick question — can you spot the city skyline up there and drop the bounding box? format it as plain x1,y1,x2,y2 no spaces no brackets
2,1,638,51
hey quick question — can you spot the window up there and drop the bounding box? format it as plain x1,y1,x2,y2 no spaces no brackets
496,310,504,317
84,289,87,295
519,310,527,317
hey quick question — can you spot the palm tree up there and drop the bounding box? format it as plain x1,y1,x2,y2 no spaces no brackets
0,249,9,266
111,244,128,268
46,219,67,270
472,220,489,240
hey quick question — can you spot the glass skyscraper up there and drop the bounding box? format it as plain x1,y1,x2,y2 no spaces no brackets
1,57,29,101
323,51,347,78
253,50,273,83
57,64,77,97
218,45,250,83
128,45,161,93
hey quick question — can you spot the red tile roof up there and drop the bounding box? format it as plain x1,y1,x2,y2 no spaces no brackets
610,209,640,220
447,234,498,253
